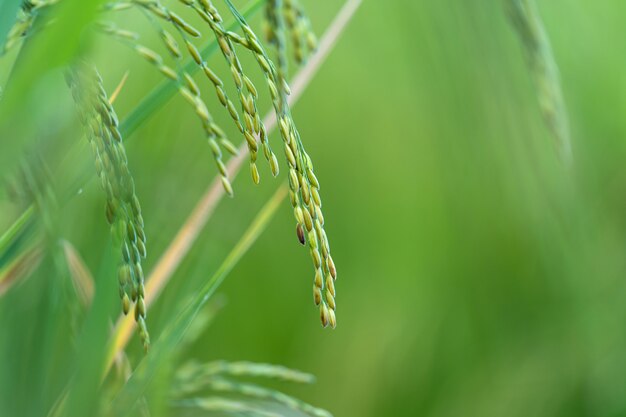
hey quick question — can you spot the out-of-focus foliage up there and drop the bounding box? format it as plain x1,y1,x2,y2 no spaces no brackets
2,1,626,417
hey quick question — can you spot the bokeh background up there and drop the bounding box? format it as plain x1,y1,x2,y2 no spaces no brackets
3,1,626,416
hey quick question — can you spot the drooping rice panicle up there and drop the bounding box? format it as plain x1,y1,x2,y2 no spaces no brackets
186,0,280,182
67,63,150,349
224,0,337,328
104,0,276,189
97,17,237,196
7,0,338,330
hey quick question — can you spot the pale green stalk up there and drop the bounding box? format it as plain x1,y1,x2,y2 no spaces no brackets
507,0,573,165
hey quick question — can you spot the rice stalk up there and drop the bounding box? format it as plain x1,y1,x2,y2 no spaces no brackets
114,1,244,190
99,0,277,193
224,0,338,327
97,49,231,199
2,0,352,362
67,62,150,350
506,0,572,165
105,0,360,367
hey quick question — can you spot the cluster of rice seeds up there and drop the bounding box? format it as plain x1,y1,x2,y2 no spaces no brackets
264,0,288,91
148,10,239,194
113,0,274,190
282,0,317,65
98,17,238,196
187,0,280,182
149,10,250,190
67,64,149,349
223,0,337,328
288,149,336,328
106,0,336,327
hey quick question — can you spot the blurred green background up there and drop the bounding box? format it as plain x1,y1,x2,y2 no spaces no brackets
3,1,626,416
